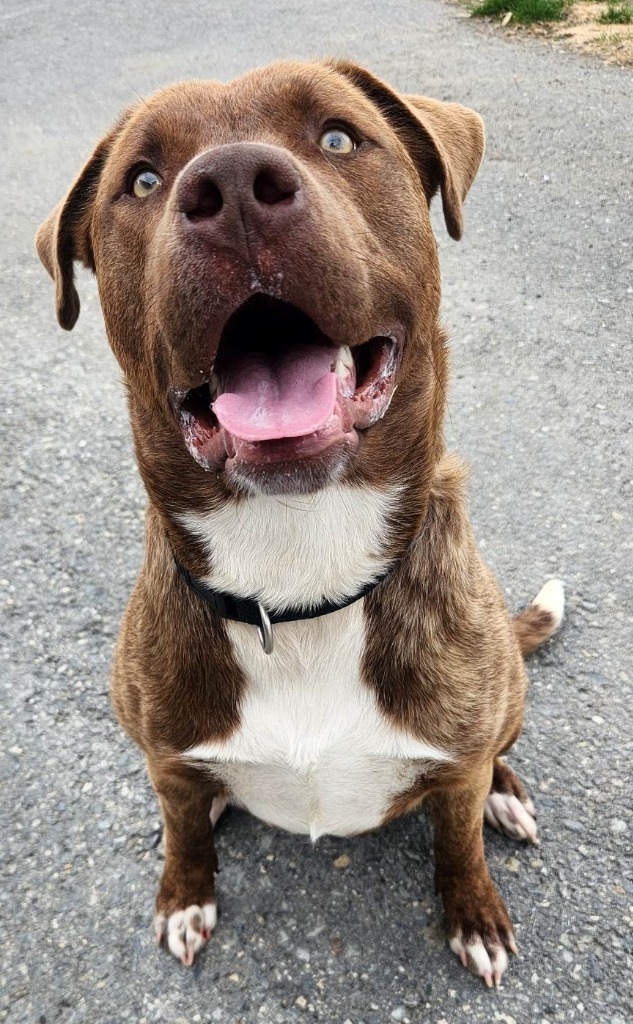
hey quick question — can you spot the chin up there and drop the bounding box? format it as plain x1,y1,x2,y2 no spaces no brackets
222,434,358,496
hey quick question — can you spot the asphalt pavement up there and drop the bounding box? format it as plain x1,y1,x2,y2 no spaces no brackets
1,1,632,1022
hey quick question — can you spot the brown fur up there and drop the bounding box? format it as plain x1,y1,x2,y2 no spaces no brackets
36,60,560,979
148,756,220,920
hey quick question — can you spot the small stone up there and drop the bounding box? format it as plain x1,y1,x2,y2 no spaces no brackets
295,996,308,1009
610,819,627,834
228,973,240,983
563,819,584,833
391,1008,406,1021
333,854,350,869
295,947,310,962
505,857,521,873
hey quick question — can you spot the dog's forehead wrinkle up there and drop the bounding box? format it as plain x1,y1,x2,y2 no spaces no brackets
119,63,394,164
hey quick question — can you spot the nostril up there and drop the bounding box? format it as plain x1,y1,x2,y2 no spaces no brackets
186,179,223,221
253,170,296,206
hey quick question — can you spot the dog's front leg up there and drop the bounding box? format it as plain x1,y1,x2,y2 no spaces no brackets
148,757,222,966
428,762,517,986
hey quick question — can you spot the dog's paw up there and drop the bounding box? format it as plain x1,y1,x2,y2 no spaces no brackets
484,790,538,844
449,927,517,987
154,902,217,966
443,874,516,987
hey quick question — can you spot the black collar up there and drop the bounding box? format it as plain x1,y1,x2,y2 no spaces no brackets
174,557,395,654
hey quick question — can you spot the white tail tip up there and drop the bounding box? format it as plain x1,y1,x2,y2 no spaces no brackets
532,578,565,630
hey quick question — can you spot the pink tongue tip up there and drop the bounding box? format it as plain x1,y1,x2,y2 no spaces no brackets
212,345,339,442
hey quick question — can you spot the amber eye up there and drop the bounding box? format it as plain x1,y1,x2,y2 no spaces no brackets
319,128,356,155
131,168,163,198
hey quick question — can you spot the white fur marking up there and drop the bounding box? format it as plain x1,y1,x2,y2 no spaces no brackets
178,484,403,612
532,578,565,630
484,792,538,844
185,601,452,839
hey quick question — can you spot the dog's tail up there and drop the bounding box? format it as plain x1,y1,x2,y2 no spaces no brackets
513,579,565,656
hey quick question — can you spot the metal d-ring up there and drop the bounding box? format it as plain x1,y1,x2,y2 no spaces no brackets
256,602,274,654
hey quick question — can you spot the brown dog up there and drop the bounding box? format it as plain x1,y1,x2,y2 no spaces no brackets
36,60,564,985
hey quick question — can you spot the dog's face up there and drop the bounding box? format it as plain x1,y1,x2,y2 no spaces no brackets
37,61,483,500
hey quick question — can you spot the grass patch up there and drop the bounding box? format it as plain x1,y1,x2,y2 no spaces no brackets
599,1,633,24
470,0,569,23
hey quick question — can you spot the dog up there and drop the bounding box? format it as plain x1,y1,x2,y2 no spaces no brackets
36,59,564,985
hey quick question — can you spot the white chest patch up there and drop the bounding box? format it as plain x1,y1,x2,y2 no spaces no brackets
178,483,403,611
184,602,452,839
179,484,452,839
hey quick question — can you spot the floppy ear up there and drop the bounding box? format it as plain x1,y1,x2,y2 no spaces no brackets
36,130,118,330
333,62,485,241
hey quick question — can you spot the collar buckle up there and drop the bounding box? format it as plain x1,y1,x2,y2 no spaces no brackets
256,602,274,654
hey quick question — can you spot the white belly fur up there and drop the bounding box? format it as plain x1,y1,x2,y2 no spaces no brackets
185,602,452,839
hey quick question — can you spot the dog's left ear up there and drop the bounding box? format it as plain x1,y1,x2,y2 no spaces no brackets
333,62,485,240
36,126,122,330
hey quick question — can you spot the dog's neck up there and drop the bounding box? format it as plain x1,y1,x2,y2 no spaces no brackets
176,483,406,614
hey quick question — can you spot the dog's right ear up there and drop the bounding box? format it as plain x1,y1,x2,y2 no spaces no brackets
36,128,119,330
332,61,484,242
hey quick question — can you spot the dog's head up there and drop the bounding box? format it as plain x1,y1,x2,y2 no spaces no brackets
37,61,483,503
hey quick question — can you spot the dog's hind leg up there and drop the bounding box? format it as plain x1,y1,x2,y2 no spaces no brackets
484,757,538,844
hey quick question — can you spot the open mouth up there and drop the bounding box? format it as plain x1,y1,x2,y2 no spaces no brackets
169,295,402,474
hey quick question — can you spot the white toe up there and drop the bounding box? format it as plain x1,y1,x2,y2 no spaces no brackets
490,943,509,983
465,938,493,982
158,902,217,966
485,792,538,844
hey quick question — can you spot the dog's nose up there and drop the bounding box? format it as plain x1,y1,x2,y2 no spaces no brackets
177,143,302,243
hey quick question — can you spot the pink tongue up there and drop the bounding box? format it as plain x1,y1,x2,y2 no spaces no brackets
212,344,338,442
